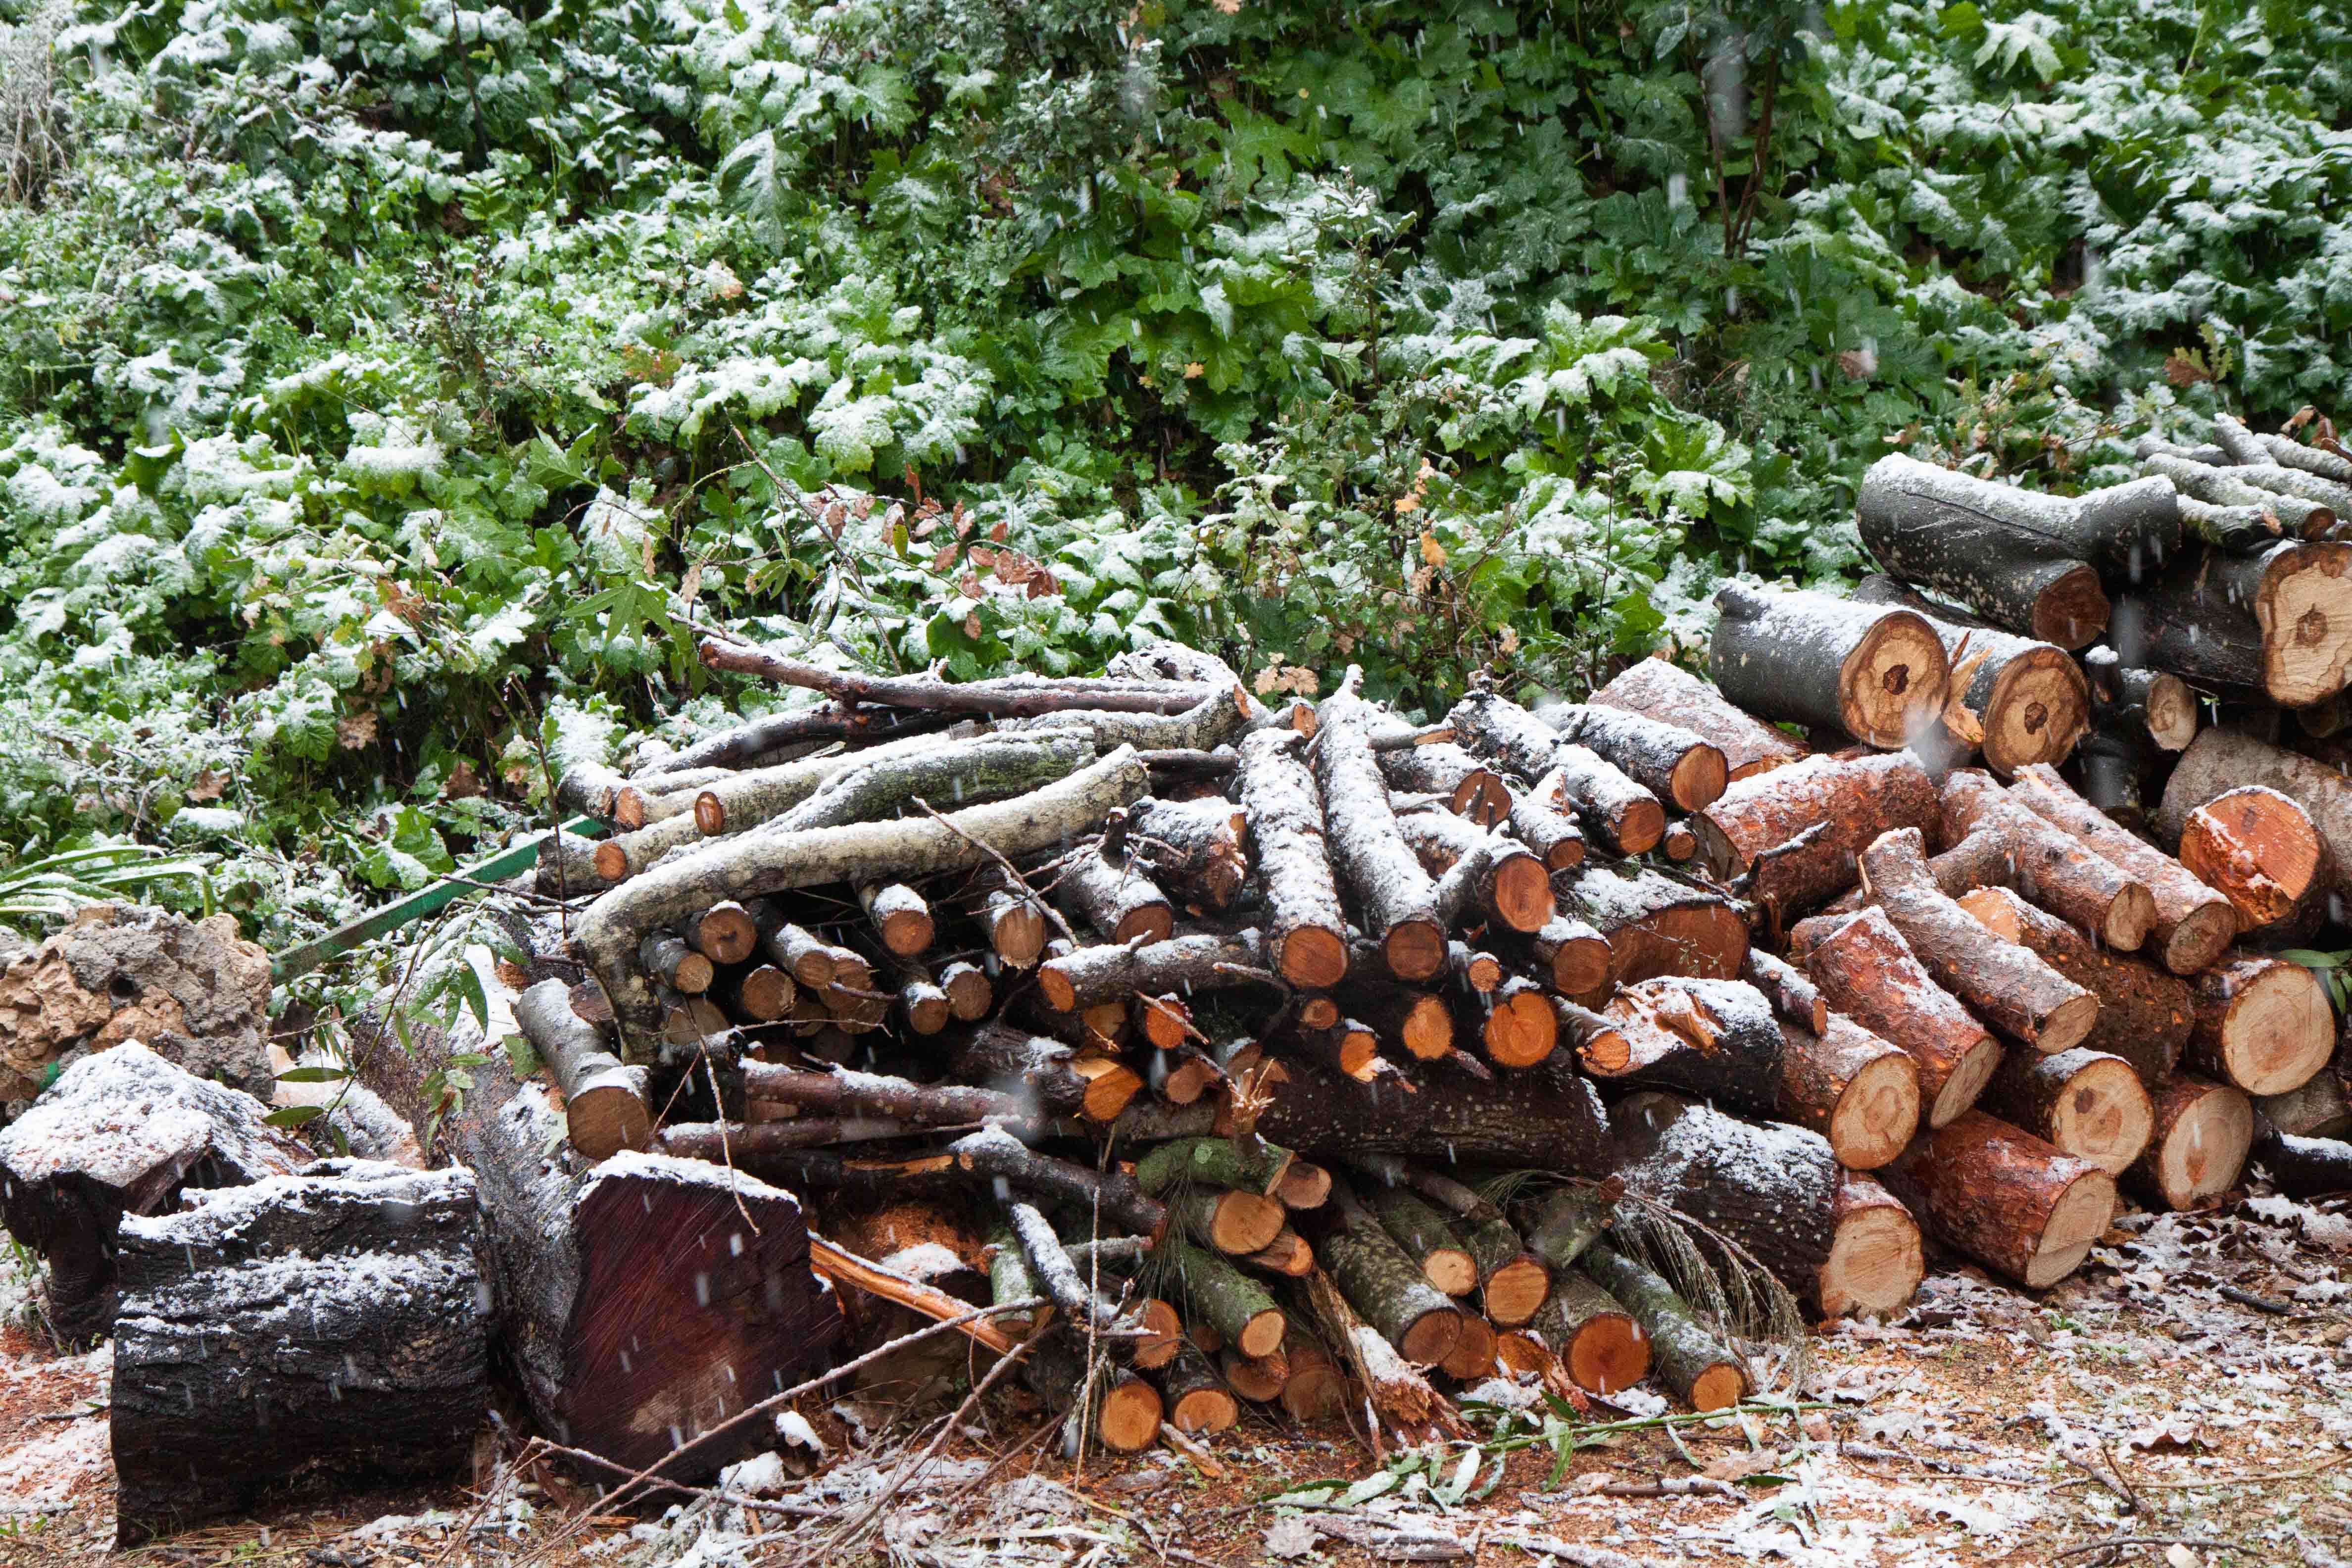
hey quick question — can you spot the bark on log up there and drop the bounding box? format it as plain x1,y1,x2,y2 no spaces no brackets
1859,827,2099,1053
2115,541,2352,707
755,910,838,988
1509,915,1613,996
1591,655,1806,781
578,749,1150,1046
1937,771,2159,950
2008,764,2238,974
110,1163,491,1545
2129,1076,2254,1210
2256,1055,2352,1139
2157,729,2352,929
639,703,958,777
1979,1047,2154,1176
1450,941,1504,995
1036,928,1270,1015
700,639,1216,715
1378,742,1513,825
1029,1331,1165,1452
2143,453,2338,535
2173,785,2335,942
1223,1344,1291,1402
2083,645,2199,752
1236,728,1350,987
1449,689,1665,853
1690,751,1937,919
1950,887,2192,1089
1851,576,2092,775
981,886,1050,969
2260,432,2352,486
1556,865,1748,991
1802,907,2000,1128
1356,1160,1551,1327
686,902,760,965
1052,846,1175,945
1317,671,1448,980
2186,950,2336,1096
1151,1341,1239,1436
0,1042,309,1343
1319,1178,1465,1366
516,978,650,1161
1513,1182,1621,1274
1526,1272,1648,1394
1774,1016,1921,1172
1394,805,1555,932
2252,1128,2352,1198
1710,582,1953,745
1608,1092,1840,1305
1578,976,1783,1116
1818,1175,1924,1320
1743,948,1827,1032
1127,795,1251,912
1880,1111,2117,1288
1505,791,1588,871
1580,1242,1746,1411
855,882,935,956
1368,1186,1478,1298
1536,703,1729,812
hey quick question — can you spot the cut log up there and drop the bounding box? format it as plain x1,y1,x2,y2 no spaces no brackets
1802,907,2001,1128
2252,1128,2352,1198
1979,1047,2154,1175
1358,1162,1551,1327
110,1163,490,1546
1438,1313,1499,1381
1378,742,1513,826
2129,1076,2254,1210
1127,795,1251,912
515,978,650,1161
723,964,796,1023
754,909,838,988
1537,704,1729,811
2186,951,2335,1096
1367,1186,1477,1297
1223,1345,1291,1403
2083,645,2199,752
2173,785,2335,942
1030,1333,1165,1453
1743,948,1827,1032
1851,575,2092,775
1505,789,1587,870
1349,976,1456,1063
1527,1272,1648,1394
1511,915,1613,995
981,886,1050,969
1278,1332,1348,1420
0,1042,309,1344
1318,1178,1464,1366
1449,689,1664,853
1514,1182,1620,1274
1035,929,1268,1013
1880,1111,2117,1288
1859,827,2099,1053
1393,805,1555,932
1557,865,1748,990
1951,886,2192,1089
1937,771,2158,950
1580,1242,1746,1411
855,882,934,956
1157,1340,1241,1435
688,901,760,965
1450,941,1504,995
1590,655,1806,781
2257,1061,2352,1140
1173,1241,1286,1359
1052,847,1175,946
1577,976,1783,1117
2007,764,2237,974
638,931,715,995
1236,729,1350,987
639,703,957,776
1173,1187,1287,1255
1482,975,1560,1070
2117,541,2352,707
1855,453,2176,646
2143,452,2338,534
701,641,1215,714
1244,1228,1316,1277
2157,728,2352,925
1709,583,1952,745
1608,1092,1839,1304
939,960,992,1022
1317,671,1448,980
1774,1017,1921,1172
1690,751,1937,919
1818,1174,1924,1320
1663,821,1697,861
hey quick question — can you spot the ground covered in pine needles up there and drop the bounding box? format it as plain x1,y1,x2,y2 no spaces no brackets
0,1190,2346,1568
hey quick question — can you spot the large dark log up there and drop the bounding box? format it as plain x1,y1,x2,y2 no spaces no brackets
1317,671,1447,980
1936,771,2158,950
1952,887,2192,1088
1856,454,2177,646
2186,950,2336,1097
0,1042,309,1343
1709,583,1952,745
110,1162,490,1545
1690,751,1937,919
2008,764,2237,974
1851,575,2092,775
1608,1091,1839,1305
1236,728,1350,987
2114,541,2352,707
2129,1076,2253,1210
1774,1016,1920,1172
1577,977,1782,1116
1880,1111,2117,1288
1979,1047,2154,1176
1317,1177,1465,1366
1590,655,1806,781
1801,907,2000,1128
1536,703,1729,812
2252,1128,2352,1198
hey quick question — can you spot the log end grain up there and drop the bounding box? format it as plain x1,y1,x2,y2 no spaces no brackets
2145,673,2201,751
2043,1053,2156,1176
2036,991,2103,1057
2160,898,2243,977
2180,785,2327,932
1131,1299,1184,1369
1669,745,1731,813
2030,565,2110,652
1831,1050,1925,1172
1421,1247,1479,1298
1439,1313,1500,1381
1099,1375,1167,1451
1844,611,1954,747
2259,542,2352,705
2133,1078,2254,1211
1278,926,1351,990
1481,1258,1553,1328
1211,1190,1288,1255
1928,1035,2003,1128
1565,1312,1650,1394
1484,987,1560,1069
1490,854,1558,934
1237,1307,1288,1360
1614,797,1669,856
1818,1177,1924,1319
2203,958,2335,1096
1398,1305,1466,1367
1980,646,2093,778
566,1077,654,1163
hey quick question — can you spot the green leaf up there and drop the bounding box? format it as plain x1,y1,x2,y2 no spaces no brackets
274,1066,350,1083
265,1105,326,1128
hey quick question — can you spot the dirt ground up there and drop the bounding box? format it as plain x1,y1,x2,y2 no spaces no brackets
1,1188,2348,1568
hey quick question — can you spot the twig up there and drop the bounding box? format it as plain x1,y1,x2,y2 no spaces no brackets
911,795,1080,942
2052,1538,2246,1562
2217,1283,2293,1314
701,1051,761,1238
1157,1421,1229,1479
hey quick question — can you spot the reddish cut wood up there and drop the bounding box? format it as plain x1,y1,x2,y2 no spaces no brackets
1775,1016,1921,1172
1881,1111,2117,1289
1953,886,2192,1089
2187,950,2335,1096
2006,764,2238,974
2175,785,2333,943
1530,1273,1649,1394
1579,977,1784,1118
1691,751,1937,919
1560,864,1748,993
1591,655,1806,781
1540,702,1730,811
1933,773,2158,951
1979,1047,2154,1176
2129,1076,2254,1211
1818,1175,1923,1320
2156,728,2352,913
1802,907,2001,1128
1851,575,2093,776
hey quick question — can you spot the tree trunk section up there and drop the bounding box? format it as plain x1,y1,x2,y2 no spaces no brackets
1951,886,2192,1088
2252,1128,2352,1198
1318,1179,1465,1366
1774,1016,1921,1172
2173,785,2335,943
1555,865,1748,992
1538,703,1729,812
1052,846,1174,945
1127,795,1251,913
1527,1273,1648,1394
2157,728,2352,925
2008,764,2238,974
1690,751,1937,919
1743,948,1826,1032
1852,575,2092,775
1591,655,1806,781
1577,976,1783,1116
1879,1111,2117,1288
1979,1046,2154,1175
2186,950,2336,1096
1608,1092,1839,1304
1818,1174,1924,1320
1937,771,2159,950
2117,541,2352,706
1802,907,2001,1127
1378,742,1512,826
2129,1076,2254,1210
1710,582,1953,744
1368,1186,1478,1298
1449,689,1664,853
1317,672,1448,980
1579,1243,1746,1411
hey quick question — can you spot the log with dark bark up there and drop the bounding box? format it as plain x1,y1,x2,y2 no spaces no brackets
2130,1076,2254,1210
1127,795,1251,912
1052,845,1175,946
1880,1111,2117,1288
1580,1242,1746,1411
2186,950,2336,1097
1368,1186,1478,1297
1527,1272,1648,1394
2173,785,2335,943
2083,645,2199,752
1356,1159,1552,1327
638,931,715,994
1709,583,1952,746
1859,828,2099,1053
1851,575,2092,775
1536,703,1730,811
1556,864,1749,991
1036,929,1271,1014
1236,727,1351,987
1505,789,1587,870
1278,1331,1349,1421
1951,887,2193,1089
1029,1331,1165,1452
1801,907,2001,1128
1856,454,2178,646
1318,1177,1466,1366
952,1023,1144,1123
1818,1174,1925,1320
1591,655,1807,781
1317,672,1449,980
110,1163,491,1545
1156,1340,1241,1435
2157,728,2352,925
2116,540,2352,707
1449,689,1665,853
688,900,761,964
2008,764,2238,974
1937,771,2159,950
2252,1128,2352,1198
1774,1016,1921,1172
1513,1181,1620,1274
1690,751,1937,919
1393,804,1555,932
516,978,650,1160
0,1042,310,1344
1743,948,1827,1032
638,702,959,777
1577,976,1783,1116
1979,1047,2154,1176
1378,741,1513,825
2257,1051,2352,1139
1608,1092,1840,1305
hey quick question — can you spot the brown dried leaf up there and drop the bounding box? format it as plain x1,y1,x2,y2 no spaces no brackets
187,769,228,803
335,710,380,750
441,760,483,800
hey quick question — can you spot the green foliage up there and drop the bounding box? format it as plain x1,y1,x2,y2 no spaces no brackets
3,0,2351,976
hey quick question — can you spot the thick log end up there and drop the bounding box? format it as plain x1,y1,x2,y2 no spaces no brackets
1832,1052,1924,1172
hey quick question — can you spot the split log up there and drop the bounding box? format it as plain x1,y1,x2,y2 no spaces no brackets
1127,795,1250,912
1052,846,1174,945
515,978,650,1160
1394,805,1555,932
1590,655,1806,781
1608,1092,1839,1304
1689,751,1936,919
1859,828,2099,1053
1851,575,2091,775
1317,671,1448,980
1937,772,2159,950
1505,789,1587,870
1527,1273,1648,1394
1802,907,2001,1128
110,1163,490,1546
1378,741,1513,825
1856,453,2176,646
2008,764,2237,974
2252,1128,2352,1198
1880,1111,2117,1288
1319,1178,1465,1366
1449,689,1664,853
2116,541,2352,707
1774,1016,1921,1172
1577,976,1782,1116
2173,785,2335,942
1557,864,1748,989
1236,728,1350,987
2186,950,2336,1096
1580,1242,1747,1410
578,749,1151,1044
1818,1175,1924,1320
2130,1077,2254,1210
0,1042,309,1343
1950,887,2192,1088
1301,1265,1459,1440
1743,948,1827,1032
1536,703,1729,811
1709,583,1952,746
1036,929,1269,1014
1980,1047,2154,1176
2157,728,2352,924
